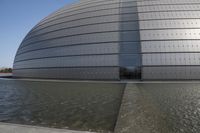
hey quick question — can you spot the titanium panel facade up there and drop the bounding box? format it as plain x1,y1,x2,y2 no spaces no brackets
14,0,124,80
139,0,200,80
13,0,200,80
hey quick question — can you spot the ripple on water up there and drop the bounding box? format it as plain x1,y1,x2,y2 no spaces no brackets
0,79,125,132
137,83,200,133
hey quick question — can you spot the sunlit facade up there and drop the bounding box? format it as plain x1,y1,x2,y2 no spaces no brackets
13,0,200,80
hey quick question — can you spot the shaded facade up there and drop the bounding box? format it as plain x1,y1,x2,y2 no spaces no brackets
13,0,200,80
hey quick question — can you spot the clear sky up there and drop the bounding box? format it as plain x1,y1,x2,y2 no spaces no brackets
0,0,77,68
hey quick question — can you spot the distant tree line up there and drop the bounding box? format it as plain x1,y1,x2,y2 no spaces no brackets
0,68,12,73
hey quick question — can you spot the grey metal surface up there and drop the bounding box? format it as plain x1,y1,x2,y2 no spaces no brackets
13,0,200,80
139,0,200,80
13,0,122,80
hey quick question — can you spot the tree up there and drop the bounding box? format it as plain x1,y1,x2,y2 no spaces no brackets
0,68,12,73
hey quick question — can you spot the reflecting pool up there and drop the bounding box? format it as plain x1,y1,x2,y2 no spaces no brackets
0,79,125,132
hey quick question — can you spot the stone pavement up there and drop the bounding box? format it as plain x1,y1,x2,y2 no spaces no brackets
0,123,95,133
114,83,170,133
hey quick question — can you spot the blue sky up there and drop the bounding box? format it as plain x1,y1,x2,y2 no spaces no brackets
0,0,77,68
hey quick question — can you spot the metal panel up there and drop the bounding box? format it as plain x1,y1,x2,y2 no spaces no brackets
140,19,200,30
141,40,200,53
13,67,120,80
143,53,200,66
141,29,200,40
13,0,121,80
14,55,119,69
24,22,120,44
35,8,119,31
27,15,120,38
139,0,200,80
18,32,120,53
138,0,200,6
39,0,120,25
15,43,119,62
139,11,200,20
142,66,200,80
14,0,200,80
138,4,200,12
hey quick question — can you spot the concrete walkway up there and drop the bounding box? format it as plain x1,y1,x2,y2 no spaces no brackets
0,73,12,78
114,83,170,133
0,123,95,133
2,77,200,84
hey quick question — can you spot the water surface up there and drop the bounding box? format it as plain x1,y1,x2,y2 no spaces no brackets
0,79,125,132
2,79,200,133
137,83,200,133
116,83,200,133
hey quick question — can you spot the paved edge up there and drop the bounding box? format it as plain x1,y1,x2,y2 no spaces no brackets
114,83,171,133
114,83,133,133
0,122,95,133
0,73,12,78
2,77,200,84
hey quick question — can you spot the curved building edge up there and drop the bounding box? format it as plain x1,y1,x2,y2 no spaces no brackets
13,0,200,80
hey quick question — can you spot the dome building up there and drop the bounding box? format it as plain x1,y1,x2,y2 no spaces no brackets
13,0,200,80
